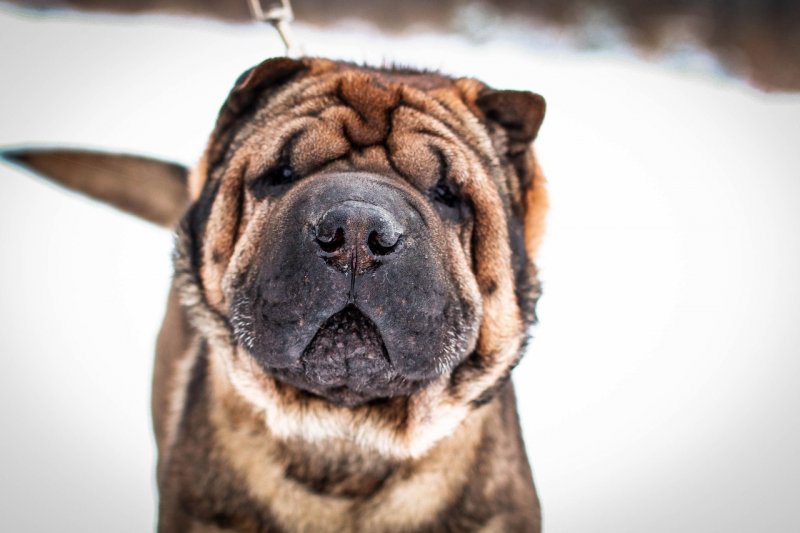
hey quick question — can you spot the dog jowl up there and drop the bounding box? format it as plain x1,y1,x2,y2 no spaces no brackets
4,57,548,532
232,168,477,407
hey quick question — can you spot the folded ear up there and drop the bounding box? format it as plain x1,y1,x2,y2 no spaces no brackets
206,57,309,168
1,147,189,227
188,57,311,198
475,90,548,260
475,89,545,158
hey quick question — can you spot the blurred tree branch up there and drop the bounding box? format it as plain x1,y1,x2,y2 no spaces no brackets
4,0,800,91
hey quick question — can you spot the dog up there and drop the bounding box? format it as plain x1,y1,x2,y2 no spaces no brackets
3,57,548,532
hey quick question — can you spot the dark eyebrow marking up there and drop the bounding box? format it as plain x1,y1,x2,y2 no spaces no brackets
250,129,305,199
280,129,305,166
398,102,494,169
431,144,449,182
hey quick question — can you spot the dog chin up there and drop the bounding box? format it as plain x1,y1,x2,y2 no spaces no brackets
261,305,434,407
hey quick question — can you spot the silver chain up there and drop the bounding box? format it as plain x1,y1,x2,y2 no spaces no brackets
247,0,302,58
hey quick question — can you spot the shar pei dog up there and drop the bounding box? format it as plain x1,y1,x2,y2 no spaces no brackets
3,57,548,532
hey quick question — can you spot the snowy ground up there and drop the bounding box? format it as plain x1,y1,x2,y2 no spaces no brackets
1,7,799,532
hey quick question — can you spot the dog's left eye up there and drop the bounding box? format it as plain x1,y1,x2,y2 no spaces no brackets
430,179,471,223
433,181,459,208
429,147,467,220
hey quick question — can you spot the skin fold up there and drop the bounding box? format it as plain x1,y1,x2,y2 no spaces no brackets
3,57,549,532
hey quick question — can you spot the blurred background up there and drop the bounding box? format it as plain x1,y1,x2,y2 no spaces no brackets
7,0,800,91
0,1,798,532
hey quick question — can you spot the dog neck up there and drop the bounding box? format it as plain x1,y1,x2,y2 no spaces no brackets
200,342,501,530
161,236,539,529
206,346,409,498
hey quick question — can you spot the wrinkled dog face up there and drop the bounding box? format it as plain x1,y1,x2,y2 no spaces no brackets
186,58,546,412
233,168,477,406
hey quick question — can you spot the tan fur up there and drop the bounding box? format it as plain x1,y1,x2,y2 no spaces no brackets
152,286,195,455
4,58,548,532
149,59,548,531
206,347,492,532
185,71,530,457
524,157,549,258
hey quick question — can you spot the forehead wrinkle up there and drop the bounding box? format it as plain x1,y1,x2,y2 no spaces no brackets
388,106,476,186
236,116,317,179
229,68,512,218
215,75,341,167
395,101,497,174
390,105,508,214
418,93,513,212
261,74,339,118
430,91,488,142
286,94,341,120
405,86,497,160
292,122,352,175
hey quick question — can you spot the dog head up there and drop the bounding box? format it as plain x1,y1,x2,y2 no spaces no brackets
3,57,547,457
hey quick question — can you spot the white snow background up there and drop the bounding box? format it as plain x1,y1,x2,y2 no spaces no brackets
1,6,799,532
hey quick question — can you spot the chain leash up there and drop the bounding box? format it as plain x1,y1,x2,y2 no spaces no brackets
247,0,303,58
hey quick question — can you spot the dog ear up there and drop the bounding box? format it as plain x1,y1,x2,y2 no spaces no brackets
476,90,548,260
1,147,188,227
206,57,309,168
189,57,311,198
475,89,545,158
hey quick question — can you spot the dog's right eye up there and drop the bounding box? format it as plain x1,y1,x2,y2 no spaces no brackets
251,162,300,198
251,132,304,198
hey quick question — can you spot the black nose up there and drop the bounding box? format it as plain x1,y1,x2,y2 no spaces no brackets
313,200,402,271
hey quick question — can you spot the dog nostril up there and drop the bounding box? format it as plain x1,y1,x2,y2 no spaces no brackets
316,227,345,253
367,230,399,256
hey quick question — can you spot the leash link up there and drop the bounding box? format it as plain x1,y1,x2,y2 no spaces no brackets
247,0,303,58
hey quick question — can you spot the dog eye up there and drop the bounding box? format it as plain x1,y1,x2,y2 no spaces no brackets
250,132,304,198
429,146,465,217
433,181,459,208
251,162,300,198
430,179,471,223
272,163,296,185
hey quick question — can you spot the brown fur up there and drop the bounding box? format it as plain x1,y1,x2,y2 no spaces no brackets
3,57,548,532
152,58,548,531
